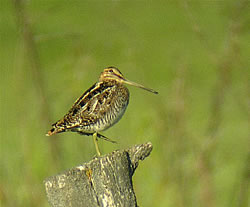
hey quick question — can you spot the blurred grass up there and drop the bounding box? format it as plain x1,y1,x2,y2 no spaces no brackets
1,0,249,207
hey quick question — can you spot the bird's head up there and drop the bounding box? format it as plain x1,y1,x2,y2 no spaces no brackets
99,67,125,83
99,66,158,94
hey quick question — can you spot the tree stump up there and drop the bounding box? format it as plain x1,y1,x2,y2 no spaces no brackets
44,142,153,207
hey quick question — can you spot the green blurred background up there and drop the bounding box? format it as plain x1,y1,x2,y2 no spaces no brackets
1,0,249,206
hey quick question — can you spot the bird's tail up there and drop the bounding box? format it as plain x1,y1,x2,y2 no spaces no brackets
46,127,61,136
46,120,66,136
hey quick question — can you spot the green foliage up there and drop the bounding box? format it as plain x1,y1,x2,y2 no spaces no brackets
0,0,249,206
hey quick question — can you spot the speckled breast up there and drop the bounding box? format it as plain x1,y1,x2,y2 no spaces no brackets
77,82,130,133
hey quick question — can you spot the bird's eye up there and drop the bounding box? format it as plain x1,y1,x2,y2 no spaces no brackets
109,69,113,73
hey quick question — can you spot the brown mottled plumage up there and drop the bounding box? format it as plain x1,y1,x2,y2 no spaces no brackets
46,67,158,155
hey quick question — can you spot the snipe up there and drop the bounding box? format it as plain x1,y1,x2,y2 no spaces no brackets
46,67,158,156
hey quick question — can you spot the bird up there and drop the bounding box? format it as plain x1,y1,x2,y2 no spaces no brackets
46,67,158,156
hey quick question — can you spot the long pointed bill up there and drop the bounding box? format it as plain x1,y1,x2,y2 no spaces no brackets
123,79,158,94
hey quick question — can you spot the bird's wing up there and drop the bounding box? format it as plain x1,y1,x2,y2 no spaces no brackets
55,82,116,128
77,84,116,126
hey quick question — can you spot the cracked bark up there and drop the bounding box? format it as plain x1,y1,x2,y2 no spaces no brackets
44,142,153,207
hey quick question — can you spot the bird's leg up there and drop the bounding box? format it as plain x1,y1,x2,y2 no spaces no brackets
97,133,117,143
93,132,101,156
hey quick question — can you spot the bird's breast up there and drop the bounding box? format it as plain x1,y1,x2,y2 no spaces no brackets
91,84,130,132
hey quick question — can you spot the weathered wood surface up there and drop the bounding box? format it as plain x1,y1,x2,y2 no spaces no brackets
44,142,153,207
